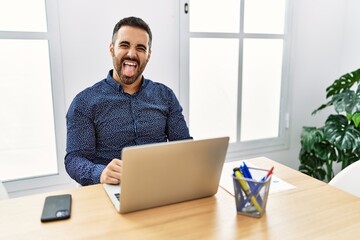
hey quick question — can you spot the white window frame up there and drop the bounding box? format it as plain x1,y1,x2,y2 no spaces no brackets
0,0,70,195
180,0,293,161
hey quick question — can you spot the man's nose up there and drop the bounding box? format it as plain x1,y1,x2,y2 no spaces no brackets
126,47,137,58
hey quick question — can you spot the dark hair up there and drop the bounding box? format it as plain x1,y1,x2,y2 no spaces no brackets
112,16,152,49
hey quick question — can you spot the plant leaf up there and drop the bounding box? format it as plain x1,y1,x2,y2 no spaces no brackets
332,89,354,113
337,149,360,168
332,86,360,114
312,101,333,115
324,114,360,150
298,149,326,181
312,68,360,115
326,68,360,99
300,127,324,151
313,141,337,161
352,112,360,127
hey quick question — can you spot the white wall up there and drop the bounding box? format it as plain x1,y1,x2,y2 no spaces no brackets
341,0,360,71
58,0,180,109
58,0,360,173
264,0,359,169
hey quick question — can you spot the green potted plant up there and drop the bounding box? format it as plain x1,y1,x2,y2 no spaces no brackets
299,68,360,182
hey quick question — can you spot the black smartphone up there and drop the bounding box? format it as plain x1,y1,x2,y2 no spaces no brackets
40,194,72,222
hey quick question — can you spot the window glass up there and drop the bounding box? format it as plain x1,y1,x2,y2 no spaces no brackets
181,0,290,156
243,0,286,34
189,38,239,142
190,0,241,33
0,0,47,32
241,38,283,141
0,39,57,181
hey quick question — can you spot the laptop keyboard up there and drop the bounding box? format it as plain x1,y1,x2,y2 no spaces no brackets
115,193,120,202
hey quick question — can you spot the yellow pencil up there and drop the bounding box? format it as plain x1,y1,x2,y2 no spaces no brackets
234,169,262,213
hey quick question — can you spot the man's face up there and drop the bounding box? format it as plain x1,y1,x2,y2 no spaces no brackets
110,26,151,86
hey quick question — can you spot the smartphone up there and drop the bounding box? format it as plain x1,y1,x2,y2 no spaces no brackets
41,194,72,222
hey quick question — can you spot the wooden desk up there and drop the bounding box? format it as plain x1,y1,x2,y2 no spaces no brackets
1,157,360,239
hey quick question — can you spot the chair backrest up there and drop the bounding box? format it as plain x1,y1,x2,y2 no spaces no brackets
328,160,360,197
0,181,9,200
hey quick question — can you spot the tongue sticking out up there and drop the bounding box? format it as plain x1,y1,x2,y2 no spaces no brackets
123,64,136,77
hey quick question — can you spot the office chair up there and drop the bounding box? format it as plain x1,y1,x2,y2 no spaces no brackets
0,181,9,200
328,160,360,197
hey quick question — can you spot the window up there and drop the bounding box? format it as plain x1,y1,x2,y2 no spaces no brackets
0,0,68,193
180,0,291,159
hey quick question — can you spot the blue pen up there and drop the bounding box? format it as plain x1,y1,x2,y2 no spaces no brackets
240,163,256,192
240,163,259,195
239,163,264,208
242,162,252,178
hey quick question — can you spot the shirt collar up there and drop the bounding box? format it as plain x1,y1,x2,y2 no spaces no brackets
106,70,147,94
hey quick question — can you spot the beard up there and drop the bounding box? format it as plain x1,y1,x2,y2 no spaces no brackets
113,56,147,85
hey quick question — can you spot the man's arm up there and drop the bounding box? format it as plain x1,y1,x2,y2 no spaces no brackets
65,102,104,185
65,154,105,186
166,90,192,141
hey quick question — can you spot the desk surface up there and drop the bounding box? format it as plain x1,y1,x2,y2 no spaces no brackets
1,157,360,240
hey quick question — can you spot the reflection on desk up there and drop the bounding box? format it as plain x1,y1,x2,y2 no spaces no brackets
1,157,360,239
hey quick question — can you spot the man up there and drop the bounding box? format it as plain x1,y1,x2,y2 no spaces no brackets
65,17,191,186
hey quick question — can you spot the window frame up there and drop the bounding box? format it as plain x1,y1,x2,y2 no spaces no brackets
0,0,71,194
180,0,293,161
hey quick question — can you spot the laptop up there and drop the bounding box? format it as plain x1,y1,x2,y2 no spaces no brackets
103,136,229,213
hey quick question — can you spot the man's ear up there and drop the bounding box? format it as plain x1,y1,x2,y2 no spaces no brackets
147,49,152,62
109,42,115,57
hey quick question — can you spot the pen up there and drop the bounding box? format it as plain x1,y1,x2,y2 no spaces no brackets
260,166,274,181
265,166,274,180
233,168,262,213
261,166,274,181
241,162,253,179
240,163,263,205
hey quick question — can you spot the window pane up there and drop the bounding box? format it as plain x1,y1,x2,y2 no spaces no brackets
0,0,47,32
241,39,283,141
244,0,286,34
0,39,57,181
190,0,240,33
189,38,239,142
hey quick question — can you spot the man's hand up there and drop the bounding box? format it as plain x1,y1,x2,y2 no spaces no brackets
100,158,123,184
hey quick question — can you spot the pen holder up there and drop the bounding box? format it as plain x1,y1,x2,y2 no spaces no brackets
232,167,272,218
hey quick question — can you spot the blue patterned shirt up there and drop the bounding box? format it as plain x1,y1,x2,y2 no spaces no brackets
65,70,191,185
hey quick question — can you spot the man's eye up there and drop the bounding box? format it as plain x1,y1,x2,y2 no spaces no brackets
119,44,129,48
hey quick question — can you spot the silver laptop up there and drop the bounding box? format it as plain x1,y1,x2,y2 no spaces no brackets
103,136,229,213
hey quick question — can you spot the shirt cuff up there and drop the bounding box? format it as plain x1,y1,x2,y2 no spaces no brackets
92,164,106,184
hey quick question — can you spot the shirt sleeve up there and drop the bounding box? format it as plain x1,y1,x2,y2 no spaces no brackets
165,89,192,141
64,98,105,185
